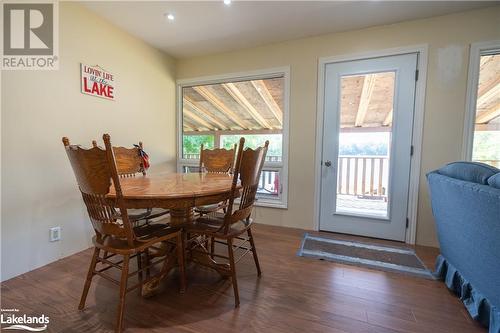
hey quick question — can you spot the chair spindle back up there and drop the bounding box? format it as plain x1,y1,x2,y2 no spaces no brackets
224,138,269,232
63,134,134,243
199,144,237,173
92,140,145,177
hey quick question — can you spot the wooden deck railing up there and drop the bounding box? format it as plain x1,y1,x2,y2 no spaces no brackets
182,154,281,197
184,153,200,160
258,170,280,197
337,155,389,198
183,153,281,163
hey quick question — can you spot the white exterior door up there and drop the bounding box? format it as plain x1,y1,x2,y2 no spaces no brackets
319,53,418,241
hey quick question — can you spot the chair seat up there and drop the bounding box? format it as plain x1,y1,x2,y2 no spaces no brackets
187,212,253,238
194,199,228,215
133,221,174,238
194,203,223,214
93,221,180,255
127,208,169,221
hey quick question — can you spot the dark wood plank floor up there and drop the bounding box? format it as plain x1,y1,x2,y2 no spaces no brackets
1,224,485,333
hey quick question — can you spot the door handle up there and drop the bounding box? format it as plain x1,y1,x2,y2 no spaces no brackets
324,160,332,167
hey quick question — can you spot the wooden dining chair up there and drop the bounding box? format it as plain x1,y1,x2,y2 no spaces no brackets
92,140,169,223
199,143,237,173
195,144,237,216
188,138,268,307
64,134,186,333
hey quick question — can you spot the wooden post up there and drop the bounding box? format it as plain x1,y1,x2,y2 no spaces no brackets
362,158,366,195
338,158,344,194
354,158,359,195
370,158,375,195
346,158,351,195
378,158,384,196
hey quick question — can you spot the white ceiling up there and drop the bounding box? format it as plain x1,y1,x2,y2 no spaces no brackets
82,1,494,59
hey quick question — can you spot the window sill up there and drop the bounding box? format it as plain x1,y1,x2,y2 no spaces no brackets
254,199,288,209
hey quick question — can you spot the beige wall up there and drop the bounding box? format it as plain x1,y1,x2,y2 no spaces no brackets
1,3,176,281
176,7,500,247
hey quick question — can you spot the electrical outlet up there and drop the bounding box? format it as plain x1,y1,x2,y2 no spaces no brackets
49,227,61,242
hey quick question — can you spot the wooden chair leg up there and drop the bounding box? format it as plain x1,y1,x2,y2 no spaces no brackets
176,233,187,293
137,252,143,294
116,255,130,333
78,247,100,310
204,236,209,251
227,238,240,307
210,236,215,259
247,228,262,276
144,249,151,279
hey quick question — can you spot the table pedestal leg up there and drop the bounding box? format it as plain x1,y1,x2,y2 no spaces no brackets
189,236,231,278
170,208,194,226
141,242,177,298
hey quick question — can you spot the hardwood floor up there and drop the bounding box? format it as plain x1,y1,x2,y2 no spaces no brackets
1,224,485,333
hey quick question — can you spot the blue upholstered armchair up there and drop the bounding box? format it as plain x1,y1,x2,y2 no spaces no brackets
427,162,500,333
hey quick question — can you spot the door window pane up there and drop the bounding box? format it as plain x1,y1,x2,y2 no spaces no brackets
335,72,395,218
472,53,500,168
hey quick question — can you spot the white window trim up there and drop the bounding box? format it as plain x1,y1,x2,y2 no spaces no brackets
176,66,290,209
314,45,429,245
462,40,500,161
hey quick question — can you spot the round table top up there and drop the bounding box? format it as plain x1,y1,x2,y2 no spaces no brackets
108,172,236,200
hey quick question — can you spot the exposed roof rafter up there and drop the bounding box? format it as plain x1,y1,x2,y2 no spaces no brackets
382,108,393,127
355,75,377,127
182,118,197,131
183,123,195,131
183,96,229,130
184,128,282,136
183,108,214,130
477,83,500,107
193,86,250,129
476,102,500,124
222,83,273,129
251,80,283,125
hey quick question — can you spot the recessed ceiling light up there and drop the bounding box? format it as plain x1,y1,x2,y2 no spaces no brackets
165,13,175,21
224,0,231,5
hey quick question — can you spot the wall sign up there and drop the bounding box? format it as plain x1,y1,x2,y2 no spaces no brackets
80,63,115,100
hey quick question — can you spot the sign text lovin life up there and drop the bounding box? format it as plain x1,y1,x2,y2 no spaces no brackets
81,64,115,100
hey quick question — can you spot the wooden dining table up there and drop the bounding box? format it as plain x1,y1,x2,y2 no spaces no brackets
107,171,239,295
108,171,238,226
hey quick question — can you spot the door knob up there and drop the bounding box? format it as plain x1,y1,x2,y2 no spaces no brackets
324,160,332,167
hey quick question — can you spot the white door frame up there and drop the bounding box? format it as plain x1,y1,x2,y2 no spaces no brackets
313,45,428,244
462,40,500,161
